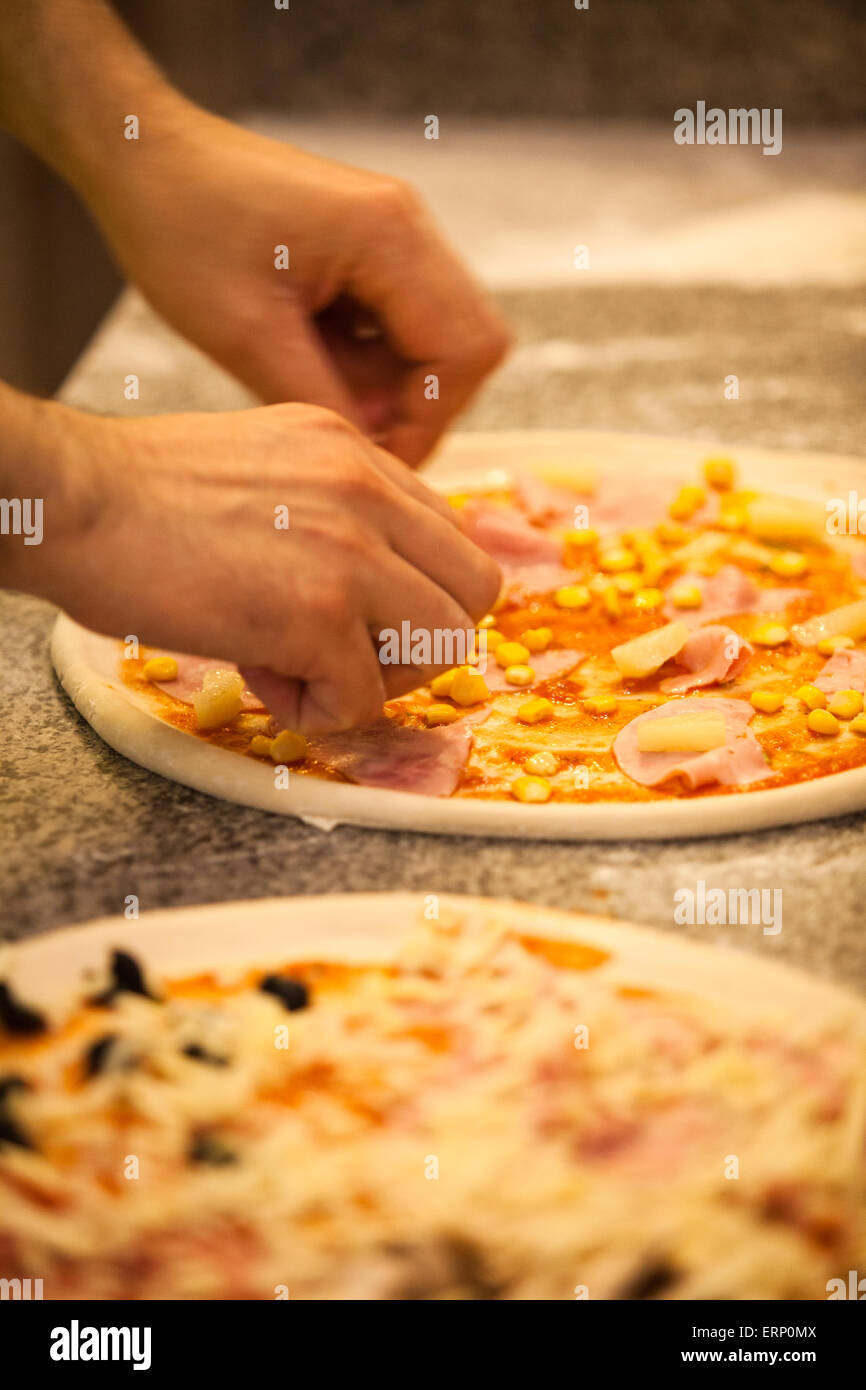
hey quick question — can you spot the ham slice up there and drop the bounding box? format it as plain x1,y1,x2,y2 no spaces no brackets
502,562,577,602
663,565,808,626
659,626,752,694
613,697,769,789
460,499,560,566
514,473,585,526
306,718,477,796
515,471,714,535
815,648,866,695
480,648,584,692
146,651,266,711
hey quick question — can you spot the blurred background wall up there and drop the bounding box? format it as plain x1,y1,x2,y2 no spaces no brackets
1,0,864,396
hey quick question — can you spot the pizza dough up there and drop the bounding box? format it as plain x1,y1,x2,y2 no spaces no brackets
50,428,866,839
2,892,863,1300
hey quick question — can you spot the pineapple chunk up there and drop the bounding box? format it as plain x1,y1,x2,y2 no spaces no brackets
636,711,727,754
611,621,689,679
192,669,245,729
270,729,308,762
792,599,866,649
745,494,826,544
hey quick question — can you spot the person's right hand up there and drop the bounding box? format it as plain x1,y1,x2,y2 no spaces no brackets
82,108,511,466
30,402,500,733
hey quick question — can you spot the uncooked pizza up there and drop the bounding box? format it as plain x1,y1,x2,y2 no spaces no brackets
51,430,866,837
1,893,863,1300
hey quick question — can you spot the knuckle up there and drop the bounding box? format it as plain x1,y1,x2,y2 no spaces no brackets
303,578,350,630
484,316,513,366
260,401,306,431
296,403,356,436
464,316,512,373
215,304,263,364
335,457,387,507
368,176,422,226
330,516,371,561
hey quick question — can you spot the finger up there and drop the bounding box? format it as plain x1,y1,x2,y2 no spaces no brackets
378,367,480,469
315,294,404,432
241,615,386,735
241,653,425,725
348,205,510,461
378,493,501,621
242,548,488,731
363,440,459,530
361,549,486,696
237,668,305,731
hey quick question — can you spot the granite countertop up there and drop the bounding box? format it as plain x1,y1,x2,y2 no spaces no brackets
3,120,866,985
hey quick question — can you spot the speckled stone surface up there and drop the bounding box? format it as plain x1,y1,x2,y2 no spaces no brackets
3,279,866,989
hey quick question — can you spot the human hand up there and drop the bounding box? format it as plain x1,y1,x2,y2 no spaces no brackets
28,402,500,732
87,105,510,465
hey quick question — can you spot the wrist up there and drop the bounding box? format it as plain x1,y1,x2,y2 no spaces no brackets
0,389,109,601
68,84,199,220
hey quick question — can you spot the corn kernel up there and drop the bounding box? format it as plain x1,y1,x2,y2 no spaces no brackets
796,684,827,710
477,614,497,629
525,750,559,775
702,456,736,491
769,550,808,579
270,729,308,763
630,530,669,581
640,558,668,587
249,735,274,758
505,663,535,687
480,629,506,651
670,583,704,610
655,521,692,545
669,485,705,521
602,584,622,618
521,626,553,652
716,503,748,532
511,775,552,804
612,572,642,594
807,708,840,736
634,587,664,611
598,546,637,573
517,696,554,724
817,634,855,656
564,528,598,549
429,668,458,697
828,689,864,720
583,695,618,715
426,703,461,726
849,713,866,735
750,690,785,713
495,641,531,668
142,656,179,682
554,584,592,609
694,558,722,577
450,668,490,706
752,623,789,647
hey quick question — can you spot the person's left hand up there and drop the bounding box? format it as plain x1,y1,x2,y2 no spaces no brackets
86,104,510,465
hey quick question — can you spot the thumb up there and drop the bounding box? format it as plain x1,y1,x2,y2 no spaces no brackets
228,307,364,424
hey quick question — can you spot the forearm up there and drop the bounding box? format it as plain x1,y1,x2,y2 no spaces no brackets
0,381,96,598
0,0,191,208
